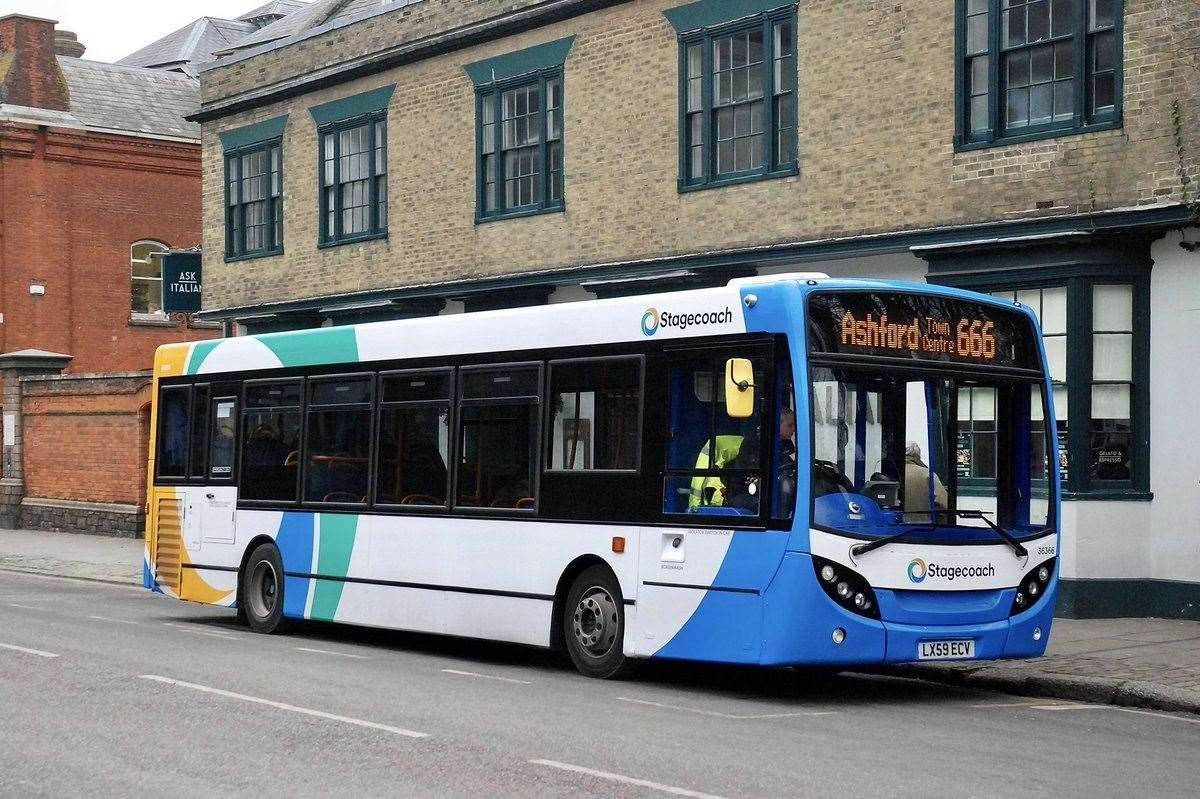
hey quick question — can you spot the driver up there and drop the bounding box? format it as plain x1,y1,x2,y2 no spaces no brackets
903,442,948,519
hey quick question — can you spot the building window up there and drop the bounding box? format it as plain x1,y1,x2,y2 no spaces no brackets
131,240,169,315
225,140,282,259
320,115,388,245
476,72,564,221
964,279,1146,496
679,9,797,191
957,0,1122,149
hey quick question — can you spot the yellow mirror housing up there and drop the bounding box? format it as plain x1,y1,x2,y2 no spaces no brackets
724,358,755,419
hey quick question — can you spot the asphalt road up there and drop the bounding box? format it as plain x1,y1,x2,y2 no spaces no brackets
1,571,1196,799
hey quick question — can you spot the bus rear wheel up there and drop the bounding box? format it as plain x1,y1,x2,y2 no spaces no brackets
563,565,632,679
239,542,287,634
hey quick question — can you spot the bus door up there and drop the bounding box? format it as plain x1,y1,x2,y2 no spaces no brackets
191,395,239,548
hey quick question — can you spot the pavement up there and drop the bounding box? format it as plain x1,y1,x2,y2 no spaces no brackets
1,526,1198,720
2,569,1198,798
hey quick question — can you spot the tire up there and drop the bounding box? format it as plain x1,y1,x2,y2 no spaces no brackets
239,542,288,634
562,565,633,679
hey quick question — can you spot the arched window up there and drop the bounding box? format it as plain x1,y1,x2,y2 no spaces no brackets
131,240,169,315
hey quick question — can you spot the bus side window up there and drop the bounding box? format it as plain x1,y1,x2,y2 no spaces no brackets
157,386,190,479
189,385,210,480
208,398,237,481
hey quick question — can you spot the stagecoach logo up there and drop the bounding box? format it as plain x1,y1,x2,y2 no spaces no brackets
642,308,661,336
907,558,928,584
640,306,733,337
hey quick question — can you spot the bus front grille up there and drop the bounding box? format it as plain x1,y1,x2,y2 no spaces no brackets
154,497,183,594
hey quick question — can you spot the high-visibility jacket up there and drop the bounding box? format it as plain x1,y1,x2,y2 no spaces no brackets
689,434,744,508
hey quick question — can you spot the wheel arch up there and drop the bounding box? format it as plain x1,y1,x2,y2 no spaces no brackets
549,554,617,652
237,534,279,589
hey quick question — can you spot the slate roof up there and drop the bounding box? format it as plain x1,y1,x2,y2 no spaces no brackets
117,17,257,77
58,57,200,140
237,0,312,24
216,0,419,58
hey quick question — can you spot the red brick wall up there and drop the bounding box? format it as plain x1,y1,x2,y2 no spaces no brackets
20,374,151,506
0,15,70,111
0,124,217,374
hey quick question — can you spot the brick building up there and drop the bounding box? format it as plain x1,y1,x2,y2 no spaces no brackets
0,14,221,533
191,0,1199,617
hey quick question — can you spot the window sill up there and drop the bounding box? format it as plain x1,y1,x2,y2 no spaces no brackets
955,118,1122,153
318,232,388,250
678,164,799,194
1062,490,1153,502
188,319,223,330
225,248,283,264
129,314,176,328
476,203,565,225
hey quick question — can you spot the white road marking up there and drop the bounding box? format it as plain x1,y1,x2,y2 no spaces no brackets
530,759,727,799
1028,704,1200,726
295,646,369,660
0,642,60,658
162,622,242,640
138,675,429,738
89,615,138,625
970,700,1070,709
441,668,531,685
618,696,837,720
5,602,41,610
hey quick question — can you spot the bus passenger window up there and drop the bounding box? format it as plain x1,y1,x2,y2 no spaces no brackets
547,359,640,472
189,385,209,479
208,398,237,479
377,371,451,507
241,381,302,503
457,365,540,511
304,376,372,504
157,386,190,479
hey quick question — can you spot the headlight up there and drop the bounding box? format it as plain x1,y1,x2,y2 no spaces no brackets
812,556,879,619
1011,558,1055,616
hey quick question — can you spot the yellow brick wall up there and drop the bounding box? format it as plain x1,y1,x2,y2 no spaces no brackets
200,0,1200,311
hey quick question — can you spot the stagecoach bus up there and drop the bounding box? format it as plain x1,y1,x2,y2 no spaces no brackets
144,274,1060,678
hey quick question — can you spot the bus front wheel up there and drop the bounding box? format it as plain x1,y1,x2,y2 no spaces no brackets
563,565,632,679
239,542,287,634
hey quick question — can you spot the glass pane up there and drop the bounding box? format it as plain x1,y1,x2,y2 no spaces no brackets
1044,335,1067,380
1007,86,1030,126
1092,333,1132,380
304,407,371,503
688,44,702,79
462,367,540,399
548,360,641,471
1093,284,1133,330
1030,83,1053,123
157,387,190,477
189,386,210,479
1041,286,1067,333
1089,0,1114,28
1051,0,1074,36
310,376,372,406
973,387,997,421
1092,71,1115,112
208,398,236,479
457,403,538,510
240,408,301,501
1004,7,1027,47
967,14,988,54
1053,384,1068,422
1093,29,1115,70
1054,80,1074,120
970,94,989,133
774,21,793,58
971,55,990,95
717,140,734,176
1028,0,1049,42
968,0,987,11
1055,40,1075,77
1007,50,1031,87
131,278,162,314
377,405,450,506
382,371,451,403
246,381,301,408
1032,45,1054,83
1092,383,1130,419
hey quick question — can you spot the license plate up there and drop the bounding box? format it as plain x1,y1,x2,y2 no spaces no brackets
917,639,975,660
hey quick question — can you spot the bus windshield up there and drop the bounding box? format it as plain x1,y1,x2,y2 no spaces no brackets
810,367,1053,541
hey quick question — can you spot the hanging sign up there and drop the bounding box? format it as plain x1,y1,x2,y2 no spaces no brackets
162,251,202,313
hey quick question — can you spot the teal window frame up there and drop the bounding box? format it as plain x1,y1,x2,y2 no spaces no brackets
955,0,1123,151
936,270,1150,500
474,68,565,223
224,139,283,261
318,112,388,247
676,7,798,193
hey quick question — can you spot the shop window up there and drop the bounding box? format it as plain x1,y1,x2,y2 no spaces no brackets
241,380,302,503
131,241,168,315
304,376,373,504
320,116,387,245
956,0,1122,149
476,72,564,221
456,365,541,511
546,358,641,472
678,9,797,191
376,370,452,507
225,140,282,259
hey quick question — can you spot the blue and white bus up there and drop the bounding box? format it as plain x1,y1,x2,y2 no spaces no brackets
145,274,1060,678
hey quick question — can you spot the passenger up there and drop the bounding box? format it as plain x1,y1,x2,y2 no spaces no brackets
903,441,948,520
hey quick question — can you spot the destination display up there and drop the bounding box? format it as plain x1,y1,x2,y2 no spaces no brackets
807,291,1041,370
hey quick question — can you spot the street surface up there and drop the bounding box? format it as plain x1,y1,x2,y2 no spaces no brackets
1,571,1196,798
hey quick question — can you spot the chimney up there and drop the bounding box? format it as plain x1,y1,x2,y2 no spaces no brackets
53,30,85,59
0,14,71,112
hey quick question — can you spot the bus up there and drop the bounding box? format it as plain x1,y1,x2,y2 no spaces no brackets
144,274,1060,678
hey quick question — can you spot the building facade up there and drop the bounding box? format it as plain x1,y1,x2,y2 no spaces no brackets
193,0,1199,618
0,14,221,532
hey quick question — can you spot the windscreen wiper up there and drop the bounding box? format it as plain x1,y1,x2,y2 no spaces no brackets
949,509,1027,558
850,525,936,557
